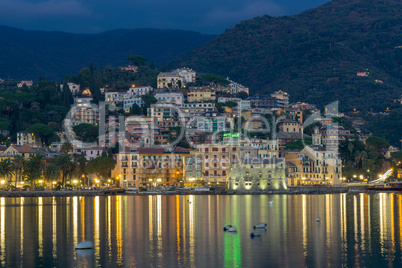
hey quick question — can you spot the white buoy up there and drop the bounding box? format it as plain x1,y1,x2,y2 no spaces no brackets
316,217,320,223
228,226,237,232
250,230,264,237
269,201,273,206
75,241,95,250
223,225,233,231
253,223,267,229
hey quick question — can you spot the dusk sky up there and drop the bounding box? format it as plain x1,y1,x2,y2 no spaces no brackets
0,0,331,34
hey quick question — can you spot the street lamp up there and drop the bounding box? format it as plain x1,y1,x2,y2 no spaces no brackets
1,180,5,190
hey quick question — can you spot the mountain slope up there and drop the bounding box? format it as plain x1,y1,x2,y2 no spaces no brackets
173,0,402,112
0,26,216,81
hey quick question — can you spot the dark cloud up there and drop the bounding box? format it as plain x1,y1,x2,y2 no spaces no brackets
207,1,285,23
0,0,90,17
0,0,330,34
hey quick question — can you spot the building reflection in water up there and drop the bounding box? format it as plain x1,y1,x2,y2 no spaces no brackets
0,194,401,266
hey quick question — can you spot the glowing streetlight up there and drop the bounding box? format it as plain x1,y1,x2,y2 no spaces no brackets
38,180,43,184
72,180,78,184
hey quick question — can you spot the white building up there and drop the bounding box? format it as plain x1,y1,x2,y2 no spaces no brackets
124,97,144,112
126,86,153,97
105,92,125,105
176,67,196,83
78,145,104,161
61,82,80,94
70,98,98,126
74,97,93,106
155,92,184,106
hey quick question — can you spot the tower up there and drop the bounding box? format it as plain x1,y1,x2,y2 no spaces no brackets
312,127,321,146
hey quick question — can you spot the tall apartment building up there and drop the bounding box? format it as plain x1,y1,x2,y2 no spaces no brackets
137,147,190,186
184,144,241,185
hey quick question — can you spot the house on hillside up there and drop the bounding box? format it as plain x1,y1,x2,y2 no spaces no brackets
17,80,33,88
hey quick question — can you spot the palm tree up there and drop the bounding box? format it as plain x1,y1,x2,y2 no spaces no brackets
55,154,75,188
60,142,74,154
12,155,25,188
0,159,14,185
24,155,46,188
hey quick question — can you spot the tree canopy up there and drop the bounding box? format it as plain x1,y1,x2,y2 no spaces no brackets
127,55,147,66
366,136,390,150
72,123,99,142
85,156,116,179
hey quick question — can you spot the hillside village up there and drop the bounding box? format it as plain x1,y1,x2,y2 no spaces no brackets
0,63,401,191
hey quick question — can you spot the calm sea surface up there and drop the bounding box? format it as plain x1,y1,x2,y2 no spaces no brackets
0,194,401,267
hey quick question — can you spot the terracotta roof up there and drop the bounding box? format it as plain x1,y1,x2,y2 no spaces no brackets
11,145,35,153
82,145,103,150
138,147,191,154
139,148,165,154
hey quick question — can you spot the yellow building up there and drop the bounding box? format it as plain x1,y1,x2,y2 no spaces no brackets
17,132,42,148
187,87,216,103
278,119,303,134
157,72,185,89
138,147,190,187
184,144,240,185
2,145,36,160
112,151,140,187
285,146,342,186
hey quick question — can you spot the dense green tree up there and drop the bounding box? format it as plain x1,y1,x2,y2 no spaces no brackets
141,94,157,114
85,156,117,180
26,123,54,145
127,55,147,66
391,151,402,162
235,92,249,99
128,104,143,115
366,136,390,150
201,74,230,85
60,142,74,154
72,123,99,142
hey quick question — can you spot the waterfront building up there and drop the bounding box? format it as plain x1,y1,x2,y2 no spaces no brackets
137,147,190,186
285,147,342,186
228,158,287,191
112,150,140,187
184,144,241,185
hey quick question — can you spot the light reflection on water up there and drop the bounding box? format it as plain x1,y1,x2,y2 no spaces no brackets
0,194,401,267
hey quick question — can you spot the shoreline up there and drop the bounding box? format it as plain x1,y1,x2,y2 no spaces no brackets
0,187,400,197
